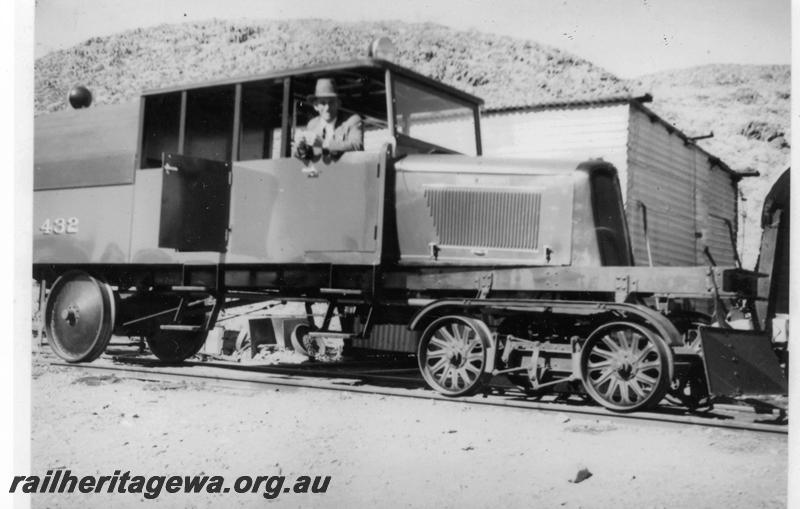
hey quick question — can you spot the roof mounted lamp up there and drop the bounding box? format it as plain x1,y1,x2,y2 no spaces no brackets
68,85,93,109
368,37,397,61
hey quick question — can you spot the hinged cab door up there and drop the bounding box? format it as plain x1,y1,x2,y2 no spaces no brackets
158,153,232,252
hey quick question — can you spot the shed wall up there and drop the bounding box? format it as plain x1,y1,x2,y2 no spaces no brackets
705,164,738,266
626,107,698,266
627,106,738,267
481,105,630,198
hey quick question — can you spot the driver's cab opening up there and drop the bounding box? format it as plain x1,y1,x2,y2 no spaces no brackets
138,61,482,169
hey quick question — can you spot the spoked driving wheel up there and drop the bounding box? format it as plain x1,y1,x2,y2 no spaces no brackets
44,271,116,363
417,316,494,397
579,321,671,412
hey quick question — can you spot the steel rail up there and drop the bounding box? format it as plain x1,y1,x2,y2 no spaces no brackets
48,357,788,435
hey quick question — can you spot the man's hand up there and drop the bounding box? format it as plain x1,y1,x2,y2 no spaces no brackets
294,139,312,160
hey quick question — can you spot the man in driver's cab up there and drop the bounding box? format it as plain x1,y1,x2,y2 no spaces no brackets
294,78,363,161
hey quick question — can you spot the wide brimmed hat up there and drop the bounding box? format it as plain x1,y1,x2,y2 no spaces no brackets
307,78,339,102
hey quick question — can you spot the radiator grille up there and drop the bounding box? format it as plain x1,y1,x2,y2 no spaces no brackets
424,186,542,250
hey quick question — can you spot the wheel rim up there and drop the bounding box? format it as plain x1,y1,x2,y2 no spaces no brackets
418,316,492,396
44,271,115,363
580,322,670,412
290,324,312,355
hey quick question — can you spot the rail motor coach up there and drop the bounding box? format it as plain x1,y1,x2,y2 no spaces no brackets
33,50,787,412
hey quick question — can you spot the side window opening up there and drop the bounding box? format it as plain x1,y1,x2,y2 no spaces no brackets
239,80,285,161
291,71,389,152
393,77,478,156
140,92,181,169
140,86,237,168
184,86,235,162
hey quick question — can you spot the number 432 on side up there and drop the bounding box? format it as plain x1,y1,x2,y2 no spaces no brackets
39,217,79,235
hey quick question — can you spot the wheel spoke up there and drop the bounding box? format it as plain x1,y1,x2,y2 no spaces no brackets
449,368,459,388
638,360,662,371
634,372,658,386
592,367,615,386
425,349,448,359
464,362,482,376
590,347,617,361
439,328,457,344
456,368,473,386
618,381,633,404
600,377,619,399
464,356,483,370
633,343,656,363
450,367,462,388
466,337,482,351
613,330,630,352
459,327,473,345
624,329,640,353
429,337,450,350
601,335,623,354
628,379,648,399
466,351,484,363
437,364,453,385
428,357,448,374
587,360,612,370
629,334,645,357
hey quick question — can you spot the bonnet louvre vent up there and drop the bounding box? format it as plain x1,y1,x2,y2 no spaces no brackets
424,186,542,250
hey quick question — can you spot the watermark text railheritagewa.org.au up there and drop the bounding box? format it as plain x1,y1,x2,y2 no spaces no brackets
9,470,331,500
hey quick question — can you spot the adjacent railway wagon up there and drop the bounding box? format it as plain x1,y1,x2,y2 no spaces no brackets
33,54,787,412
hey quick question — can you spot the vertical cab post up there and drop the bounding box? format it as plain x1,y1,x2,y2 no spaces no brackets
280,77,293,158
384,69,395,147
177,91,187,155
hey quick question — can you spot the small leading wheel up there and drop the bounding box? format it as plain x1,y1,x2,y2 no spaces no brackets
44,271,116,363
579,321,671,412
417,316,494,397
146,329,208,364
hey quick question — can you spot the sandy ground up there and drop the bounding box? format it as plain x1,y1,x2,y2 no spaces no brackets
26,354,788,509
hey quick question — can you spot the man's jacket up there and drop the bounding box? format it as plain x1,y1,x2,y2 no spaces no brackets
303,113,364,154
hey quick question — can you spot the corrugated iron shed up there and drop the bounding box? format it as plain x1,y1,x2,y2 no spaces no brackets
481,95,745,267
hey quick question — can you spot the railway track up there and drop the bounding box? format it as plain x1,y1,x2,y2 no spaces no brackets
46,349,788,435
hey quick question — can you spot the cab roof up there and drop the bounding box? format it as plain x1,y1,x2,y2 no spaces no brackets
141,57,484,107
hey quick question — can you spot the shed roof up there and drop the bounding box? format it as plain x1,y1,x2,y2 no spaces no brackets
484,94,652,114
